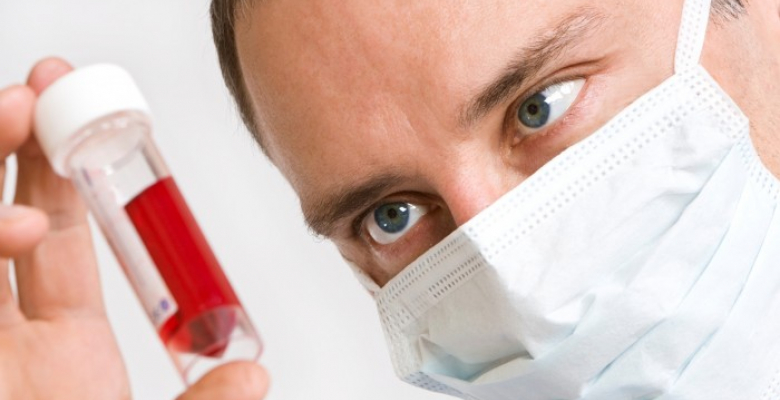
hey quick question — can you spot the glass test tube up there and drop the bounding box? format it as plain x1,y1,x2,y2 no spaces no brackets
34,65,262,384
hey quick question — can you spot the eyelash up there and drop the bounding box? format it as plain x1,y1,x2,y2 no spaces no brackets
508,74,587,139
350,194,429,240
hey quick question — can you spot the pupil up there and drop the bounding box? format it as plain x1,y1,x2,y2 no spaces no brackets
527,103,539,115
387,208,398,219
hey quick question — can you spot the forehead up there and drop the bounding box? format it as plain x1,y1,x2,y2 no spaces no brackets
235,0,614,209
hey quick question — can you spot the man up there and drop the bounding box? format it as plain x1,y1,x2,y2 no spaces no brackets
0,0,778,398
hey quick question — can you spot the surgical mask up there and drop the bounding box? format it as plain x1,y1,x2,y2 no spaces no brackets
353,0,780,398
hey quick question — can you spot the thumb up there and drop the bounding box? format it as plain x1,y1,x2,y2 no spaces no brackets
177,362,269,400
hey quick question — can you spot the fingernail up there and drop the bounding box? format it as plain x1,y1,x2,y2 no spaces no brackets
0,206,29,222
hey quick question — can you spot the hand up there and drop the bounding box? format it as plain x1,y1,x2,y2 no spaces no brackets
0,58,269,400
177,362,269,400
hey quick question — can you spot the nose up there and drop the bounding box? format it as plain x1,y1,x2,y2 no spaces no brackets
438,167,516,227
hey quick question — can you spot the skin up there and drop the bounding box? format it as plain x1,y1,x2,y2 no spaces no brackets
0,60,268,399
2,0,780,396
236,0,780,286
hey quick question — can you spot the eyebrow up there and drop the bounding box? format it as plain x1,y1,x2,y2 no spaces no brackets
304,172,406,237
459,9,604,128
304,9,604,237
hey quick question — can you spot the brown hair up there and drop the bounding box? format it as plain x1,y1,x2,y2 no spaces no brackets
210,0,267,151
210,0,747,150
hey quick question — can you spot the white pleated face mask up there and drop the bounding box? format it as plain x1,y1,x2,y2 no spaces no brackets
353,0,780,399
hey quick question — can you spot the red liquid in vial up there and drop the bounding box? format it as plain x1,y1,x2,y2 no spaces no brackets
125,177,240,357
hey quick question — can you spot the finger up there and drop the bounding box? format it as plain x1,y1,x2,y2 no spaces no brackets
0,160,8,315
0,85,45,254
12,58,104,320
0,204,49,256
0,159,47,323
0,204,47,325
0,84,36,160
176,362,270,400
0,84,47,323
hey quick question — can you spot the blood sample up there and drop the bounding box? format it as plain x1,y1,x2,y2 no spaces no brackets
34,64,262,383
126,177,240,357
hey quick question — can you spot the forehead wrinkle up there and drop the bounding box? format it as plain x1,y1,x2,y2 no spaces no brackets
459,7,605,128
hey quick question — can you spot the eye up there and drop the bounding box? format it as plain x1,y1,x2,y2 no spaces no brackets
516,79,584,133
364,202,429,245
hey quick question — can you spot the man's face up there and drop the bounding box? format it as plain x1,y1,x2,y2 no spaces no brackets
235,0,690,286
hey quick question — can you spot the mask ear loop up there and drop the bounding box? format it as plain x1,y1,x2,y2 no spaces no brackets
675,0,714,73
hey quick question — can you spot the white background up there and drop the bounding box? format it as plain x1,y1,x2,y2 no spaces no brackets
0,1,446,399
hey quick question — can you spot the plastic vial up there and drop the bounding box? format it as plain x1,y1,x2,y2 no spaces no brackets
33,64,262,384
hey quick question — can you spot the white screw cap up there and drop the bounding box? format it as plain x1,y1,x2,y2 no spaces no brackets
34,64,151,175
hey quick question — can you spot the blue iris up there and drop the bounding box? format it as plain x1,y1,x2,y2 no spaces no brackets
518,92,551,128
374,203,410,234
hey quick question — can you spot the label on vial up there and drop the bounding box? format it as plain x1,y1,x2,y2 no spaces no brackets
132,259,179,328
113,233,179,328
